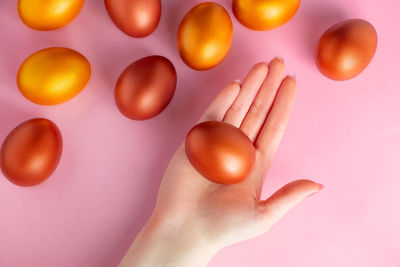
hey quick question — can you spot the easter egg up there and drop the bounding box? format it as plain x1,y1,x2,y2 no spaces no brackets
1,118,63,187
18,0,84,30
316,19,378,81
185,121,256,185
115,55,177,120
232,0,300,30
17,47,91,105
105,0,161,38
177,2,233,70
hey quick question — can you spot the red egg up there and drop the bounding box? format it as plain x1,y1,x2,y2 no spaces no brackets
115,55,177,120
104,0,161,38
185,121,256,185
316,19,378,81
1,118,63,187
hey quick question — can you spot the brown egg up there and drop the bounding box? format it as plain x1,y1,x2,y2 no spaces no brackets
104,0,161,38
177,2,233,70
185,121,256,185
316,19,378,81
18,0,84,31
115,56,177,120
232,0,300,30
1,118,63,187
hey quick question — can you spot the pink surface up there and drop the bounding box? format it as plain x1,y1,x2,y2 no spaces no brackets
1,0,399,266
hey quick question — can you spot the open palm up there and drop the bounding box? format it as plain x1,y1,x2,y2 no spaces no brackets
153,58,323,251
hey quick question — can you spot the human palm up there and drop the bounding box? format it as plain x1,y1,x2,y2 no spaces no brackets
153,58,323,250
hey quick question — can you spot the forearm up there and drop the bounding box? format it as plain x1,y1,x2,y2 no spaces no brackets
119,213,219,267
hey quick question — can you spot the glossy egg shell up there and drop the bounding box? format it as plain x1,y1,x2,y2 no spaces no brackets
177,2,233,70
105,0,161,38
17,47,91,105
232,0,300,30
1,118,63,187
115,55,177,120
316,19,378,81
18,0,84,30
185,121,256,185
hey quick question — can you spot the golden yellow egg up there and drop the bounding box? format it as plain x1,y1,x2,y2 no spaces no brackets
232,0,300,30
18,0,84,30
17,47,91,105
177,2,233,70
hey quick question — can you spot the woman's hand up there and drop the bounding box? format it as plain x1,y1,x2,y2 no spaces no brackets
120,58,323,267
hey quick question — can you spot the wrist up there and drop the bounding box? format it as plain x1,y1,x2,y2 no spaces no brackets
119,211,219,267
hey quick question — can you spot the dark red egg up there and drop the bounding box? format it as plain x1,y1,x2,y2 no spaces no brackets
185,121,256,185
114,55,177,120
316,19,378,81
1,118,63,187
105,0,161,38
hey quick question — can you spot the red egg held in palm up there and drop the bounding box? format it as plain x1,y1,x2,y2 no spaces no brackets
185,121,256,185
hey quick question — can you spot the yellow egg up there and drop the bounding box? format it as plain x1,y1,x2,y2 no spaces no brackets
232,0,300,30
18,0,84,30
17,47,91,105
177,2,233,70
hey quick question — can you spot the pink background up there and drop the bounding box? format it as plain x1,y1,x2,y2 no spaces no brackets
1,0,399,266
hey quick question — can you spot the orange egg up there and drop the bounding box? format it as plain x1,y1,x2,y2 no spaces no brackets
1,118,63,187
104,0,161,38
177,2,233,70
232,0,300,30
185,121,256,185
17,47,91,105
18,0,84,30
316,19,378,81
115,56,177,120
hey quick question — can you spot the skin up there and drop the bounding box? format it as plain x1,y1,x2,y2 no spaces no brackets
119,58,323,267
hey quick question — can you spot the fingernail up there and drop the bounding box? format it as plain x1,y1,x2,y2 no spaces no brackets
275,56,284,62
233,79,240,83
307,184,324,198
288,73,296,81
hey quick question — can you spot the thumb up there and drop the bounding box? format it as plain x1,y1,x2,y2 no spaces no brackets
259,179,323,230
